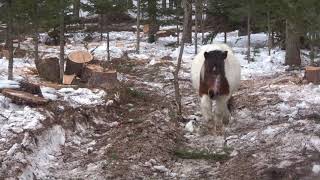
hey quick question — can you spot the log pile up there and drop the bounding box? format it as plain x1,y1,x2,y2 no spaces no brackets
305,66,320,84
35,50,117,88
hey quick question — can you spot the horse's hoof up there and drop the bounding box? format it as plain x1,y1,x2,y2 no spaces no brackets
222,117,230,125
200,124,216,136
216,124,225,136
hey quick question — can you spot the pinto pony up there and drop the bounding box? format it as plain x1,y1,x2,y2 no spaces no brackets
191,43,241,134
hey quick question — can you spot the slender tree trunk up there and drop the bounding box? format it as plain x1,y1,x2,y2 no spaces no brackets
176,4,180,45
195,0,199,54
107,31,110,62
224,31,227,43
148,0,158,43
17,26,21,49
100,14,103,42
136,0,141,53
285,20,301,66
176,24,180,45
169,0,174,9
173,0,189,117
271,31,275,47
162,0,166,9
246,2,251,62
59,0,65,83
34,0,40,71
7,0,13,80
73,0,80,21
184,0,192,43
267,11,271,56
200,0,204,44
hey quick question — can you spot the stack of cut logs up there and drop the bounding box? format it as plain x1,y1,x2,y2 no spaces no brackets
38,50,118,88
1,50,118,106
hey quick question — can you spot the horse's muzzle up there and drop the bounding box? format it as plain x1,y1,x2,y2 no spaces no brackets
208,89,220,99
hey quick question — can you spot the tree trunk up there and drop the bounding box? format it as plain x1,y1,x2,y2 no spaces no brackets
148,0,158,43
169,0,174,9
136,0,141,53
173,0,189,117
224,31,227,43
176,24,180,45
100,14,103,42
162,0,166,9
267,11,271,56
285,21,301,66
107,31,110,62
73,0,80,21
7,0,13,80
200,0,204,44
195,0,199,54
34,0,40,71
246,1,251,62
59,0,65,83
184,0,192,43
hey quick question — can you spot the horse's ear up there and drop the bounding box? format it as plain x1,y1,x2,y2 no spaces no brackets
223,51,228,60
204,52,209,59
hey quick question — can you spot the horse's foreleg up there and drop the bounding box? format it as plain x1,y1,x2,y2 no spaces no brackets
214,97,231,134
200,95,215,132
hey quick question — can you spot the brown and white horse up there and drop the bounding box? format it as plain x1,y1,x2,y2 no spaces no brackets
191,43,241,134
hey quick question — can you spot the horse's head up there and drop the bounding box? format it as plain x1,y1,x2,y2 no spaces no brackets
200,50,230,99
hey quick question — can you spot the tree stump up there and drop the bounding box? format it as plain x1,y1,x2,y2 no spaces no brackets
65,50,93,76
38,57,60,83
82,64,118,89
143,24,149,34
305,66,320,84
2,89,48,106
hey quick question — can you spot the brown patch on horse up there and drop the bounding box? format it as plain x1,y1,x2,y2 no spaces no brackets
199,50,229,98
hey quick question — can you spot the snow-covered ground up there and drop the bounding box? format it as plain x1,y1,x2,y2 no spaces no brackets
1,28,320,179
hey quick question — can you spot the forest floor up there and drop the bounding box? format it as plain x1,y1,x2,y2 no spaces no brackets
1,29,320,180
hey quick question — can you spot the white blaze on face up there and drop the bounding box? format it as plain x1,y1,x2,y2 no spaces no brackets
213,74,221,94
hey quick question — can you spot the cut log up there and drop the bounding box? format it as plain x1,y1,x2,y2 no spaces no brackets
305,66,320,84
65,50,93,76
82,64,118,89
156,30,175,38
38,57,60,83
19,81,43,97
63,74,76,85
67,50,93,63
2,89,48,106
143,24,149,34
